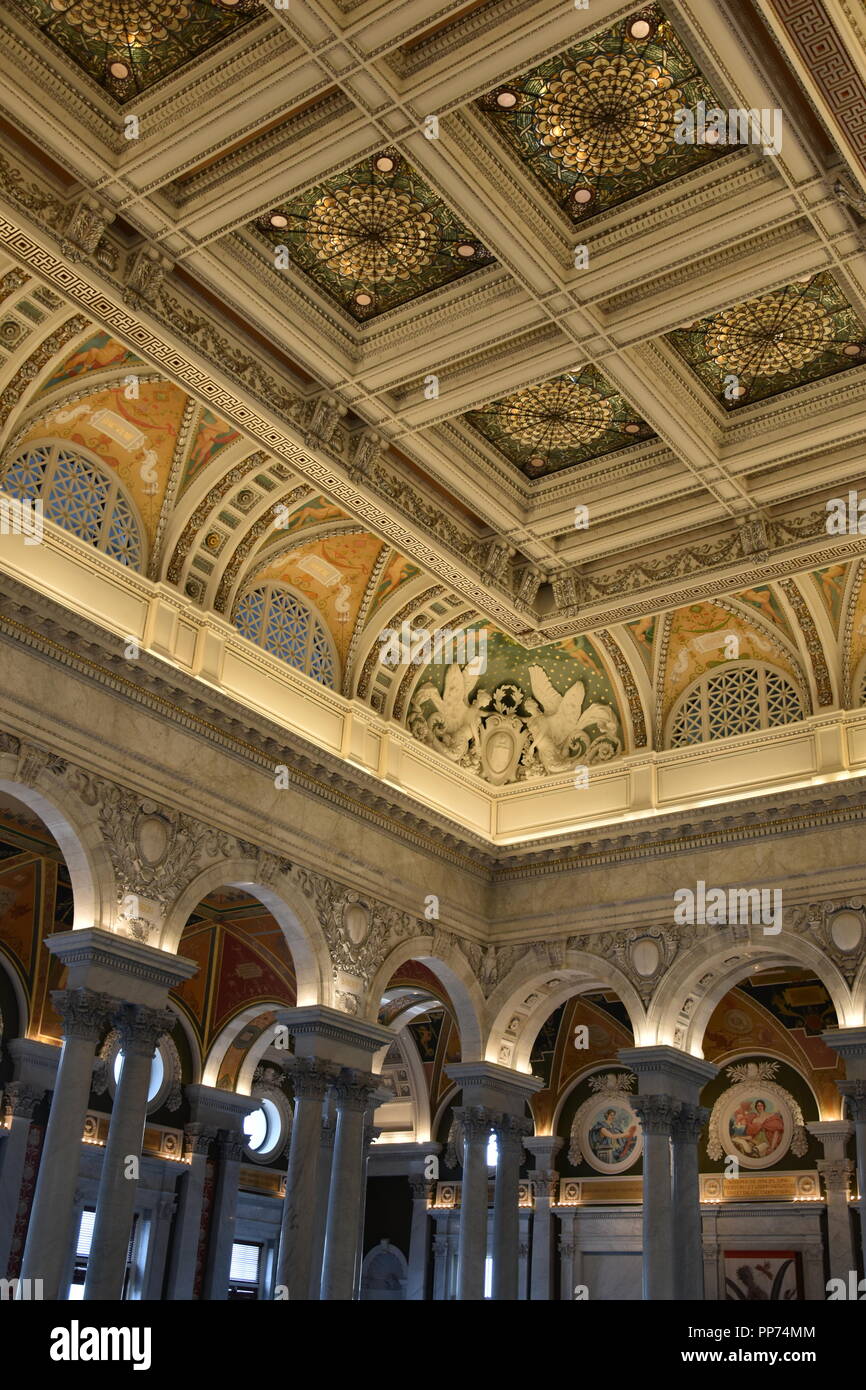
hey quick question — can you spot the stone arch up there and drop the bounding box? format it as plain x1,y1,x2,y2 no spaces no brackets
648,929,856,1056
166,999,202,1087
370,997,435,1143
160,859,331,1010
202,1002,287,1091
0,943,29,1042
484,953,648,1073
0,746,115,931
365,936,485,1063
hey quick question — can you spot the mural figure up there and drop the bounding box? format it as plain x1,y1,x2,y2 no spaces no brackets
729,1097,785,1160
587,1106,639,1166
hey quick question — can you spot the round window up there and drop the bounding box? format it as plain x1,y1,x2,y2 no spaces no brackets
113,1048,165,1103
243,1097,281,1156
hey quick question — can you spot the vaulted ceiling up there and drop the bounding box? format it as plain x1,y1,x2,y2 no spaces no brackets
2,0,866,819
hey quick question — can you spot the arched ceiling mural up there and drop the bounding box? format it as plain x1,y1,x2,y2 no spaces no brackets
3,0,866,814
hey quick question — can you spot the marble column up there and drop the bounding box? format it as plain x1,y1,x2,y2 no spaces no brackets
524,1136,563,1301
18,987,116,1299
320,1069,379,1301
631,1093,677,1300
308,1113,335,1299
274,1058,334,1300
275,1005,394,1301
406,1176,433,1300
84,1002,174,1300
453,1105,493,1300
0,1081,43,1278
837,1081,866,1277
822,1026,866,1279
432,1229,452,1300
491,1114,532,1300
620,1045,717,1303
352,1119,382,1297
200,1129,246,1300
164,1123,216,1300
671,1101,709,1300
811,1120,856,1282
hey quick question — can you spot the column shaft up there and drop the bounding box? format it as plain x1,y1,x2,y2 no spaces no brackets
275,1060,331,1299
19,989,115,1299
671,1102,708,1300
632,1094,677,1301
164,1126,214,1300
0,1085,42,1278
491,1115,529,1300
454,1106,492,1301
84,1003,172,1301
406,1179,432,1300
200,1131,245,1300
320,1071,377,1300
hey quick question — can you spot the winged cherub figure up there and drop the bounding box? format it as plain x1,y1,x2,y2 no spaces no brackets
415,656,491,760
525,665,618,773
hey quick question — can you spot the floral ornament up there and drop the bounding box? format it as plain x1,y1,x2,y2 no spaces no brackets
47,1,193,43
704,293,834,377
493,683,524,713
494,378,613,449
465,369,652,477
667,271,866,409
307,185,437,283
533,56,681,176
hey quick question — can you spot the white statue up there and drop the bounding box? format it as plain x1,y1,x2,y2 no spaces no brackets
525,665,618,773
415,657,491,761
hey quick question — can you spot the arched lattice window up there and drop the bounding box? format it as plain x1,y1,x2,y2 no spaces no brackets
0,441,144,570
233,583,337,689
667,661,806,748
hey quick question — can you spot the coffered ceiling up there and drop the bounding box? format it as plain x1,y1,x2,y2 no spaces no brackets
2,0,866,824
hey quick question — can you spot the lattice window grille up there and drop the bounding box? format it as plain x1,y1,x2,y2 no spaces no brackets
0,441,143,571
668,662,805,748
233,583,337,689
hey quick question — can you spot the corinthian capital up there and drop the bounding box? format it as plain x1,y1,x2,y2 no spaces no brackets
671,1102,709,1144
51,987,118,1042
331,1069,379,1114
838,1079,866,1124
817,1158,853,1195
454,1104,494,1145
492,1113,533,1154
2,1081,43,1120
114,1002,175,1058
631,1093,678,1137
287,1056,337,1102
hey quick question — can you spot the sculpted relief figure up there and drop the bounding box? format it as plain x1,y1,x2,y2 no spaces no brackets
414,657,491,762
524,665,619,774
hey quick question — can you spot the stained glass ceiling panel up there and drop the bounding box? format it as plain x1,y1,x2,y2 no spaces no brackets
464,368,655,478
255,152,495,322
476,5,730,222
666,271,866,410
14,0,259,100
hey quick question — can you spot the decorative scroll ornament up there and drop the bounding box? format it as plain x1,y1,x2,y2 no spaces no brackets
788,900,866,985
292,867,418,990
707,1062,808,1168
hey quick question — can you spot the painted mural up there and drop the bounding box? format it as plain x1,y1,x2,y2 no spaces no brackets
734,585,795,642
252,532,387,664
810,564,848,635
20,381,189,546
178,406,241,495
662,601,799,719
256,495,349,552
34,332,144,399
624,615,656,674
365,551,421,624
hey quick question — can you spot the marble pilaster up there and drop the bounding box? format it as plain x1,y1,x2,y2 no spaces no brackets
524,1135,563,1301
